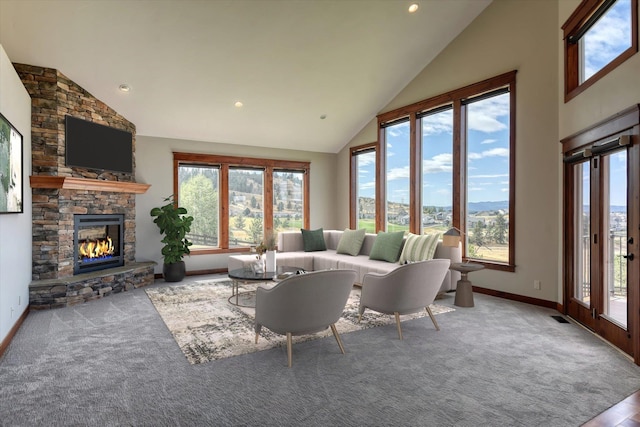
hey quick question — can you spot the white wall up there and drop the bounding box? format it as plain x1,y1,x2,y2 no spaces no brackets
337,0,562,302
135,135,338,275
0,44,32,344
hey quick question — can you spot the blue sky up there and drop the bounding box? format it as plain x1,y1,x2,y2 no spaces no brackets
358,92,511,208
583,0,631,81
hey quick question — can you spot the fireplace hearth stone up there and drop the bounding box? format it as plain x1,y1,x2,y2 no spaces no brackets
29,262,156,309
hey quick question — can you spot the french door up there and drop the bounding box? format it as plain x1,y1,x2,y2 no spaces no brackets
563,112,639,361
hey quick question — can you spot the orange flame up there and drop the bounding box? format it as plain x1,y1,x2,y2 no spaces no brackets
79,236,114,259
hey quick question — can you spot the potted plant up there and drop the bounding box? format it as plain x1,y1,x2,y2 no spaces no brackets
150,195,194,282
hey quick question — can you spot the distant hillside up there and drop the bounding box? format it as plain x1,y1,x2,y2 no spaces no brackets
467,201,509,212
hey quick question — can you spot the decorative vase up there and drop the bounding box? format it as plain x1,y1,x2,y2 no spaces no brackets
265,250,277,272
253,258,265,274
163,261,186,282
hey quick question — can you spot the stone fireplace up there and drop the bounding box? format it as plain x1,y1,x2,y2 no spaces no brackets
14,63,155,309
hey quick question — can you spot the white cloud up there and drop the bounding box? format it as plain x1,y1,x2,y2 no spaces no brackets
583,0,632,78
387,165,410,181
469,173,508,179
423,153,452,174
480,139,497,144
359,181,375,190
467,95,509,133
422,110,453,137
468,148,509,161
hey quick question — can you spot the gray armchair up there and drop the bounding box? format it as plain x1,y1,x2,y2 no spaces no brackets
255,269,358,367
358,259,450,340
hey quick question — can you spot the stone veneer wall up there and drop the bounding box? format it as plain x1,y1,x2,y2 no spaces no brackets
13,64,154,310
13,64,138,281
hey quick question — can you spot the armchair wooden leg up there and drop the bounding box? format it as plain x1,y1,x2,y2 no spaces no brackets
255,332,259,344
286,332,293,368
394,312,403,340
330,324,345,354
426,306,440,331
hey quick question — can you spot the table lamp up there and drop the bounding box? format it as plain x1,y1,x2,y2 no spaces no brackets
443,227,462,247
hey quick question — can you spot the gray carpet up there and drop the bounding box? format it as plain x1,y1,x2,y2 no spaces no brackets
1,275,640,426
145,279,453,364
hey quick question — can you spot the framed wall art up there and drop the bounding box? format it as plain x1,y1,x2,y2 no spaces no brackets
0,112,23,214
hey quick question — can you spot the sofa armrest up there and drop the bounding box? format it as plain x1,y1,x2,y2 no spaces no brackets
277,231,305,252
433,242,462,291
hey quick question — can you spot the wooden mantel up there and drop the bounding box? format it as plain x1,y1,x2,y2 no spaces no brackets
30,176,151,194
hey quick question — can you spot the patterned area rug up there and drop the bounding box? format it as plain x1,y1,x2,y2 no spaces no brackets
145,279,454,365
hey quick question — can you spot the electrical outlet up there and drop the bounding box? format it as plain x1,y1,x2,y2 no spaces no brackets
534,280,541,290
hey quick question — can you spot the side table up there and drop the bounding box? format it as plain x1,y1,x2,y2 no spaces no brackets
449,262,484,307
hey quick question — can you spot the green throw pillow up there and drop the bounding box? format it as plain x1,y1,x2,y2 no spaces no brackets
369,231,405,263
398,233,439,264
336,228,366,256
301,228,326,252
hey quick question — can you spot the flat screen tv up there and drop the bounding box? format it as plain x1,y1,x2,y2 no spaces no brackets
65,115,133,173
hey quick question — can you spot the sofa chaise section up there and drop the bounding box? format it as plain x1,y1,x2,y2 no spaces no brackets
227,229,461,292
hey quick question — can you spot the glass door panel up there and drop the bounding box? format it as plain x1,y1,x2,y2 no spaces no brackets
574,161,591,306
602,151,628,328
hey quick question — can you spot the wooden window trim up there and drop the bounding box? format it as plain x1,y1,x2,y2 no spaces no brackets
173,152,310,255
374,71,517,271
350,143,377,229
562,0,638,102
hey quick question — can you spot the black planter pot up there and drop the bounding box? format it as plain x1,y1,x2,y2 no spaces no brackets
163,261,186,282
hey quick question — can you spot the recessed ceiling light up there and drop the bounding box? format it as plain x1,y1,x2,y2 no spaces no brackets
234,101,243,108
408,3,419,13
118,84,130,92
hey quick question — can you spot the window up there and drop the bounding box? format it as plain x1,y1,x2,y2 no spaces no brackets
371,71,516,270
229,168,264,248
350,143,376,232
178,164,220,248
464,90,511,263
174,152,310,254
421,106,453,235
384,120,411,233
563,0,637,101
273,170,305,232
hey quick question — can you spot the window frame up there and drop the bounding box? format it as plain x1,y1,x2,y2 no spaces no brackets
174,152,310,255
349,142,377,230
371,71,516,271
562,0,638,102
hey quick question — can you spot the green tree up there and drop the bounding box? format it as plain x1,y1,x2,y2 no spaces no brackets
251,196,257,208
244,207,251,216
494,213,507,244
249,218,263,243
235,214,246,230
278,201,284,212
470,221,486,247
180,174,218,245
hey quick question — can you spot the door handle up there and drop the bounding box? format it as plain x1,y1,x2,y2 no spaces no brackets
623,253,635,261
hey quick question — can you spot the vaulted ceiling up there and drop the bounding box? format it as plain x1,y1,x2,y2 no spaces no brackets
0,0,491,153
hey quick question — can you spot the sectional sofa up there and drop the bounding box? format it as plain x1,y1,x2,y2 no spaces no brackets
227,229,462,293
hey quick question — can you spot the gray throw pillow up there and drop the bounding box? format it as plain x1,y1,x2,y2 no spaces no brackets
301,228,326,252
336,228,366,256
369,231,405,263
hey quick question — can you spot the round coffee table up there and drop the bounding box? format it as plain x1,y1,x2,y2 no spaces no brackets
449,262,484,307
227,265,303,307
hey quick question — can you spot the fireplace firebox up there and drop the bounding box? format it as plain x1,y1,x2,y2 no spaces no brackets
73,214,125,274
